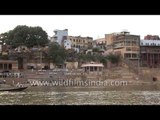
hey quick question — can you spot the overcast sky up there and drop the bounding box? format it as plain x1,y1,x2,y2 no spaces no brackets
0,15,160,40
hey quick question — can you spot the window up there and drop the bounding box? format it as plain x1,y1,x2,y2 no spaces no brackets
94,67,97,71
132,41,137,46
126,47,131,51
4,64,7,69
132,54,137,58
125,41,131,46
125,53,131,58
9,64,12,70
0,64,2,69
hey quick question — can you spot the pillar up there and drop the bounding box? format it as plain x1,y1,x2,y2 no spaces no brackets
2,63,4,70
7,63,9,70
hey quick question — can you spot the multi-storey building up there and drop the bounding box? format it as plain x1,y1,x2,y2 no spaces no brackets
68,36,93,52
113,31,140,60
140,38,160,68
144,35,160,40
51,29,71,49
93,38,106,50
104,32,120,54
105,31,140,65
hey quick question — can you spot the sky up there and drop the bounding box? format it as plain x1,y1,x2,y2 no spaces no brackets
0,15,160,40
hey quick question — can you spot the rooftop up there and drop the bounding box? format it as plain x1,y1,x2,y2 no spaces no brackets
140,40,160,46
81,62,104,67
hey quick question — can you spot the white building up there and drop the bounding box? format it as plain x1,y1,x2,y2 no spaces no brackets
51,29,68,45
51,29,71,50
63,39,71,50
140,39,160,46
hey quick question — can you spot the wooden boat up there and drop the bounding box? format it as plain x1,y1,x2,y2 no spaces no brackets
0,80,28,92
0,86,28,91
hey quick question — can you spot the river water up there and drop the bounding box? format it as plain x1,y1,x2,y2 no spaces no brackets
0,89,160,105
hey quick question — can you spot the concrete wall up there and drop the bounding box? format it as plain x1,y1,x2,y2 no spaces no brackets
65,62,78,69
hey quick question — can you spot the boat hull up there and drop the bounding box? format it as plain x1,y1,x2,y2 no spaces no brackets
0,86,28,91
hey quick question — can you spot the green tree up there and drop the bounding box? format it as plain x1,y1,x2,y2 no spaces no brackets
48,42,66,66
107,53,120,64
2,25,49,48
92,47,100,53
98,55,107,64
66,49,77,62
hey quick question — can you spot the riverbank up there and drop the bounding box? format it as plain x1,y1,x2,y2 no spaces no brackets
24,82,160,92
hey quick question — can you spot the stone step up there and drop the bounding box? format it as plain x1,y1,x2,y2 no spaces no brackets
122,76,134,79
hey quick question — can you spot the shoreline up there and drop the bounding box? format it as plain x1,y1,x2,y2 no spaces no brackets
24,83,160,92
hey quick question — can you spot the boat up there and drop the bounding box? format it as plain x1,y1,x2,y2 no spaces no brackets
0,86,28,91
0,80,28,92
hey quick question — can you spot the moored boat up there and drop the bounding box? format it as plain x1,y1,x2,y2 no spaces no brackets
0,80,28,92
0,86,28,91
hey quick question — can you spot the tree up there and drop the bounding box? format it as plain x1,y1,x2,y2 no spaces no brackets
2,25,49,48
92,47,100,53
48,42,67,66
66,49,77,62
107,53,120,64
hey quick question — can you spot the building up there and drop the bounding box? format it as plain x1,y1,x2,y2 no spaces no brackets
105,33,114,46
0,35,5,53
105,31,140,63
69,36,93,53
0,34,8,54
140,39,160,67
81,61,104,75
51,29,68,45
94,38,106,44
144,35,160,40
104,32,120,55
93,38,106,50
113,31,140,59
51,29,71,49
0,60,18,72
0,36,3,53
63,39,71,50
65,61,78,69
